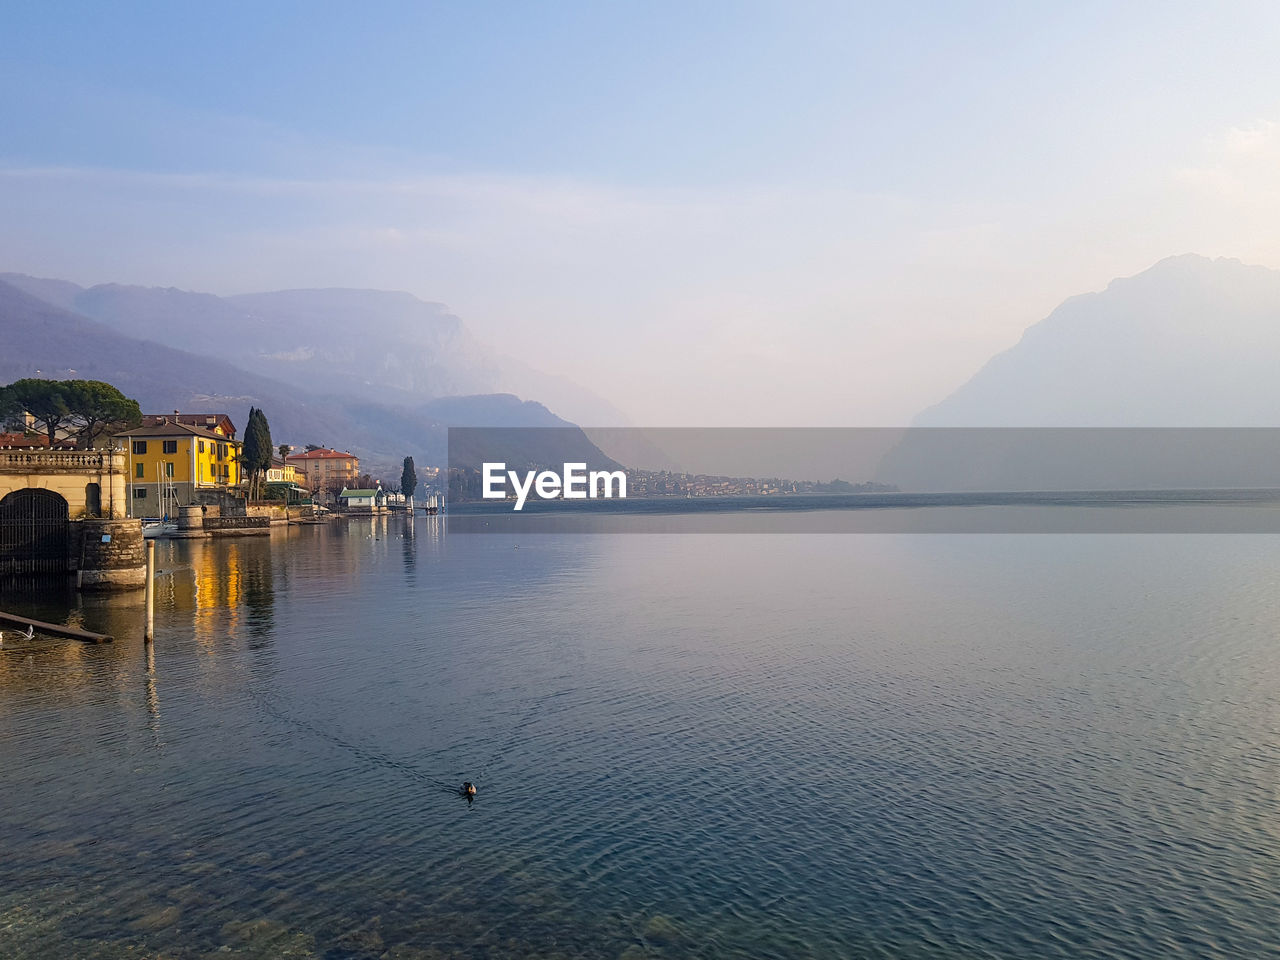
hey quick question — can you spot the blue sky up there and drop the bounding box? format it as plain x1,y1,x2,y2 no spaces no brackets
4,2,1280,423
11,1,1275,187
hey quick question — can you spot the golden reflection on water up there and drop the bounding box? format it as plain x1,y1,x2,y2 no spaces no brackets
191,539,247,644
0,518,445,702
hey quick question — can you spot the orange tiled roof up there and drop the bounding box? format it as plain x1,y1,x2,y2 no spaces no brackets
0,432,49,447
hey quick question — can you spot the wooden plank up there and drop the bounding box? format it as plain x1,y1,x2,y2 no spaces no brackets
0,610,113,644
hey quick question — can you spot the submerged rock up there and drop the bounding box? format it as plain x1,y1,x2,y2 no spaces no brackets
379,945,449,960
218,917,316,958
129,903,182,932
335,915,384,954
642,914,686,947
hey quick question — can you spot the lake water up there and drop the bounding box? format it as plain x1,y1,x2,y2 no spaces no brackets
2,515,1280,958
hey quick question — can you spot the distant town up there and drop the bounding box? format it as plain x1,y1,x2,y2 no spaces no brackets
622,470,895,499
1,376,896,574
448,463,895,504
0,379,444,506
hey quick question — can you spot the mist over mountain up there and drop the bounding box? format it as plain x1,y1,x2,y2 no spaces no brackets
914,255,1280,428
0,278,612,477
13,255,1279,491
0,274,83,312
0,278,335,438
0,273,625,426
225,288,499,399
879,255,1280,491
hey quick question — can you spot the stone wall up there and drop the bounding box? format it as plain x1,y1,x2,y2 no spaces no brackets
246,501,290,524
204,516,271,537
194,489,247,514
78,518,146,590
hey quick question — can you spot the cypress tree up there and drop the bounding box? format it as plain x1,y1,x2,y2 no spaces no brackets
401,456,417,503
242,407,273,499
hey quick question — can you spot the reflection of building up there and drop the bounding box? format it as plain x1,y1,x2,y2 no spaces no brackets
117,416,242,515
286,448,359,497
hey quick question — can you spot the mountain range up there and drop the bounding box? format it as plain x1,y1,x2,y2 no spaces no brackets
5,254,1280,490
879,254,1280,490
0,276,613,477
913,254,1280,428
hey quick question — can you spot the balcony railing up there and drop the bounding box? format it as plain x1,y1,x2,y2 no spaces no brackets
0,449,121,471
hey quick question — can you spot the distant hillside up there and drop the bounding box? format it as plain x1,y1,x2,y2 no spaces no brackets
0,279,614,478
0,279,336,437
914,255,1280,427
0,273,627,426
878,255,1280,491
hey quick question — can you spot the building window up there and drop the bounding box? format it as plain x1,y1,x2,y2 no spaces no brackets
217,443,226,460
165,462,174,478
162,440,178,454
135,462,144,478
133,488,148,499
132,440,147,455
198,440,205,453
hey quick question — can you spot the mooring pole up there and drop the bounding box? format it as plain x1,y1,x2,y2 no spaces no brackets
144,539,155,641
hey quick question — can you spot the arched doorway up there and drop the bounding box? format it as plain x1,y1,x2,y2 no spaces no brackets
85,482,102,518
0,488,70,575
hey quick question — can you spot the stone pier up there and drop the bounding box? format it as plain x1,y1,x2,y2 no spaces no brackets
77,518,146,590
173,504,210,539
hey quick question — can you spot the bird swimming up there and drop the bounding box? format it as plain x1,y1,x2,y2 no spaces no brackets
461,781,476,798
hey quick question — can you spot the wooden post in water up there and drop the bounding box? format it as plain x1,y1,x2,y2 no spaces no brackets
144,539,155,641
0,611,111,643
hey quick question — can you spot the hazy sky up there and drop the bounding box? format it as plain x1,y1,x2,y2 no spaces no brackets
4,1,1280,425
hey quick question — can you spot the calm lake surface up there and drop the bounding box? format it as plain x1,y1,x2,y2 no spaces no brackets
3,515,1280,958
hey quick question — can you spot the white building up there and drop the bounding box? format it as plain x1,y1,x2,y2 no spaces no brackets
338,485,385,513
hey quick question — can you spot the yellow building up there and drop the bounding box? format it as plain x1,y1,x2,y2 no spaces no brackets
266,458,303,486
265,457,310,503
117,418,242,516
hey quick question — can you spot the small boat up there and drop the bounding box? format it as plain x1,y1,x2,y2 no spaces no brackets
141,466,180,537
141,517,177,538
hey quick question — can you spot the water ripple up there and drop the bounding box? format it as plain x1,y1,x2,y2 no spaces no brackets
3,528,1280,957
